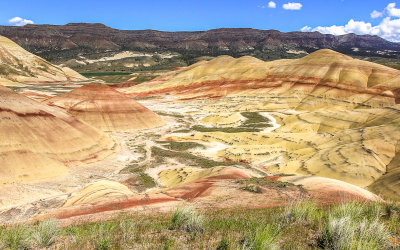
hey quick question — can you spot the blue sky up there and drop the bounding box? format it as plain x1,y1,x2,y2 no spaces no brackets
1,1,399,41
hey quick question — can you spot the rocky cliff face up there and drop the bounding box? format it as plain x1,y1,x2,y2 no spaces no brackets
0,23,399,63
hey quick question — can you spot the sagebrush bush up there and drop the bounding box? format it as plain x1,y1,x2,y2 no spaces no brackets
321,216,392,249
2,224,31,250
242,184,262,193
32,219,59,247
171,207,204,232
331,201,384,221
251,224,280,250
280,201,321,224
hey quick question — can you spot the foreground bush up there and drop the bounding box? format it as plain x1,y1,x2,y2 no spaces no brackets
2,225,31,250
251,224,280,250
320,216,392,249
280,201,321,224
170,207,204,232
32,219,59,247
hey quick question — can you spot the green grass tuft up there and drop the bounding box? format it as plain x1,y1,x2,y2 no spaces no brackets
170,207,204,233
32,219,59,247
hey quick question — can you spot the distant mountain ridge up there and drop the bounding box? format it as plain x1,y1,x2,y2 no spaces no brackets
0,23,399,70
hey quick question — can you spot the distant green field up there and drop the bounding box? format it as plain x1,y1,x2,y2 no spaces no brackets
80,72,132,77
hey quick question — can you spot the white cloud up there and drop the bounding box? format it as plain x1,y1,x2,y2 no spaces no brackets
8,16,34,26
283,2,302,10
301,3,400,42
301,18,400,42
371,10,383,19
387,3,400,17
268,1,277,8
301,26,312,32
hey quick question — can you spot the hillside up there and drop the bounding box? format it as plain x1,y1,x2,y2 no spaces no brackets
0,23,399,72
0,85,116,185
44,84,165,131
0,35,86,84
120,50,400,200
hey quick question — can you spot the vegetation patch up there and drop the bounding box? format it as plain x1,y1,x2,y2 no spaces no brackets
238,177,295,193
192,112,271,133
170,207,204,233
0,202,398,249
151,146,239,168
157,141,206,151
155,111,185,118
120,164,156,190
80,72,132,77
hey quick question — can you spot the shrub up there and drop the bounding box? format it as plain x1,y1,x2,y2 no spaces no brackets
242,184,262,193
2,225,31,250
280,201,321,224
216,237,230,250
32,219,59,247
320,216,392,249
251,224,280,250
170,207,204,233
331,202,384,221
119,219,136,245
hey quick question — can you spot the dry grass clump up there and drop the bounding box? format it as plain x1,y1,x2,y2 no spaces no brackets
31,219,59,247
1,224,31,250
279,201,321,224
320,216,392,249
250,224,281,250
170,207,204,233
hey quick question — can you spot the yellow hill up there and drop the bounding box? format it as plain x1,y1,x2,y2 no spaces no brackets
122,49,400,109
0,35,87,83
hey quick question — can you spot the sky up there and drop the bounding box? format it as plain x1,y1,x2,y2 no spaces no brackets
1,0,400,42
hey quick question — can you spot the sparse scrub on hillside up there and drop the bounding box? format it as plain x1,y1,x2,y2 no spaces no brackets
0,64,20,76
151,146,239,168
238,177,295,190
157,140,206,151
242,183,263,193
191,112,272,133
130,166,156,189
80,72,132,77
154,111,185,118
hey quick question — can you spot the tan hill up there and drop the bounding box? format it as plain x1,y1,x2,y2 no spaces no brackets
122,49,400,108
44,84,165,132
0,85,116,184
0,35,86,83
120,50,400,200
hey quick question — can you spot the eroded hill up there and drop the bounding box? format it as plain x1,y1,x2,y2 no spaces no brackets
0,35,86,85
